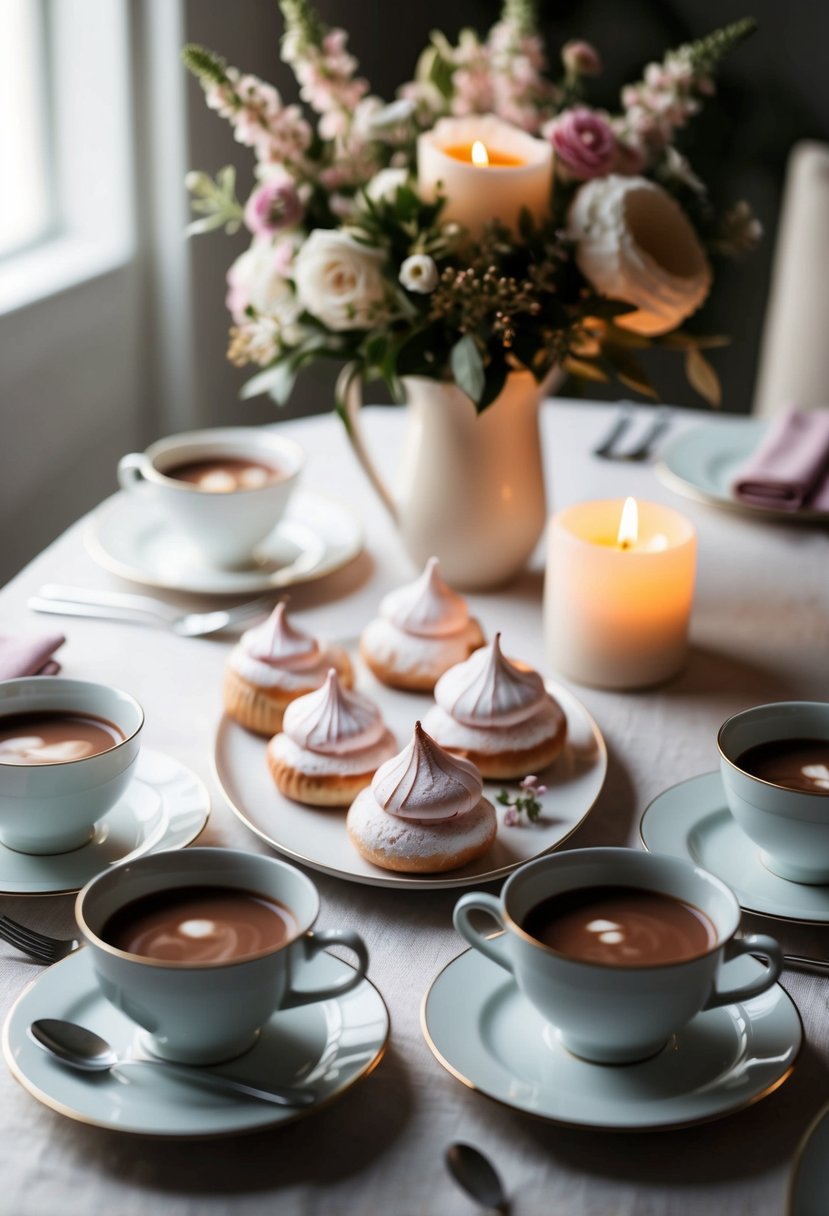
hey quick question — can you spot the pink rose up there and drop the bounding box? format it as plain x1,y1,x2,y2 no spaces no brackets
561,40,603,77
547,107,616,180
244,174,303,236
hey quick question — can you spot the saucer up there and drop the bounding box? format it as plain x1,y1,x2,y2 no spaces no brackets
640,772,829,923
789,1099,829,1215
422,948,801,1130
0,749,209,896
85,488,363,594
214,673,607,890
656,420,829,522
3,947,388,1136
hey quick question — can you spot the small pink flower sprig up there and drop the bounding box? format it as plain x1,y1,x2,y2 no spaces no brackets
497,775,547,826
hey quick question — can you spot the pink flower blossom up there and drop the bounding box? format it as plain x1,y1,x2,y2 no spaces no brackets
244,174,303,236
503,807,520,827
562,40,603,77
547,107,616,180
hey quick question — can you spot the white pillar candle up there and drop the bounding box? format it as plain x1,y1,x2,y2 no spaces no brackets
544,498,697,690
417,114,554,237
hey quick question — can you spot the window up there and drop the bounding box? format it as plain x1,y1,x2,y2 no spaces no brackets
0,0,52,258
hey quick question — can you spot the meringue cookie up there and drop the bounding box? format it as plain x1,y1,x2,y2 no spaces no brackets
346,723,496,872
423,634,567,779
267,669,396,807
360,558,485,692
223,603,353,737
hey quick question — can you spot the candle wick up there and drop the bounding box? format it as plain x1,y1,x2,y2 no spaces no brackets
619,539,632,551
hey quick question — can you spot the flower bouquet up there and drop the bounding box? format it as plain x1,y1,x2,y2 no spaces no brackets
183,0,758,413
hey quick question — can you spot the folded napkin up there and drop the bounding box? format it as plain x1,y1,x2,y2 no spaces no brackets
0,632,66,681
731,407,829,511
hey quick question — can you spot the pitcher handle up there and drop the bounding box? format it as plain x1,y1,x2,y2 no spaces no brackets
335,363,399,523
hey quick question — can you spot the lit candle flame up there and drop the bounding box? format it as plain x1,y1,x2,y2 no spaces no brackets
617,497,638,550
471,140,489,167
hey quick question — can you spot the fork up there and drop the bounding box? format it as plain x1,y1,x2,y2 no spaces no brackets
28,585,274,638
0,917,81,964
593,406,673,462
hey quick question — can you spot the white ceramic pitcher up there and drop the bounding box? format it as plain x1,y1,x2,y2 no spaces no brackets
340,368,548,590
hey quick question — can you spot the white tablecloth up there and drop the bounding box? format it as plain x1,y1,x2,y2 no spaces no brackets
1,400,828,1216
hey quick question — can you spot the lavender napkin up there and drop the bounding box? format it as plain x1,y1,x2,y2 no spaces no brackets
731,407,829,511
0,632,66,681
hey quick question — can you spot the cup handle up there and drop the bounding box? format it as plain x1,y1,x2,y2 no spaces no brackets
281,929,370,1009
335,363,399,524
118,453,149,493
453,892,514,975
703,934,783,1011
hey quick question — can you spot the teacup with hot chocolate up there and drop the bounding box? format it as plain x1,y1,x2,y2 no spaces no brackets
0,677,143,854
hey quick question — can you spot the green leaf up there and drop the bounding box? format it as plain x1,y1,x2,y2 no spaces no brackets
240,363,296,405
476,361,509,413
685,347,722,407
657,331,731,351
562,357,610,384
603,347,659,399
450,335,485,404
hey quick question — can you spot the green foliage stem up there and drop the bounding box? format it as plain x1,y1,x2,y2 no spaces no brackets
680,17,757,74
181,43,230,88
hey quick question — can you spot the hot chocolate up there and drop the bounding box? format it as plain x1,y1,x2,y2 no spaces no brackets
163,457,284,493
521,885,717,967
0,711,125,765
735,737,829,793
102,886,298,963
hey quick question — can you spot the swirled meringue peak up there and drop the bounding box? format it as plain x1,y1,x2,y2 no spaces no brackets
436,633,547,727
382,557,469,638
372,722,483,823
243,602,321,668
283,669,385,755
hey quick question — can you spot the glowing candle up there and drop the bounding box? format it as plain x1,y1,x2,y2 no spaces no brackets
543,498,697,689
418,113,554,237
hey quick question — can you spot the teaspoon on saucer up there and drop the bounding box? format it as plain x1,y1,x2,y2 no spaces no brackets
446,1142,509,1213
29,1019,316,1107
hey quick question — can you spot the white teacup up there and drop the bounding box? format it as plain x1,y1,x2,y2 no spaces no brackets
118,427,304,569
719,701,829,884
454,848,782,1065
0,678,143,854
77,848,370,1065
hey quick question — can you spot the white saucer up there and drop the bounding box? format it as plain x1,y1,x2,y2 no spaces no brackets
422,947,801,1131
214,672,607,890
0,749,209,896
3,946,388,1137
789,1099,829,1215
641,772,829,923
85,488,364,594
657,420,829,522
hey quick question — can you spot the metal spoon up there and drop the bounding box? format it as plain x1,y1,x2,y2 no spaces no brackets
29,1019,316,1107
446,1142,509,1213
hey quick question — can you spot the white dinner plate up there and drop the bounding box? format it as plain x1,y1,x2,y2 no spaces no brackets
0,748,209,896
84,488,364,594
789,1099,829,1215
213,672,607,891
656,420,829,522
640,771,829,923
3,947,388,1137
422,947,801,1131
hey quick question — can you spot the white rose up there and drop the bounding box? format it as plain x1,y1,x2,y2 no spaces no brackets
226,239,299,327
365,167,409,204
293,229,388,331
567,175,712,335
399,254,439,294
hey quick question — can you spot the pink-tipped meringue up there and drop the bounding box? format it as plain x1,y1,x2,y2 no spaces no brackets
383,557,469,638
283,669,386,756
435,633,547,727
372,722,483,824
244,602,321,669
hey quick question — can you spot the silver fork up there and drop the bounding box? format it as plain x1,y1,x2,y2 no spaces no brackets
0,917,81,964
28,585,274,637
593,406,673,462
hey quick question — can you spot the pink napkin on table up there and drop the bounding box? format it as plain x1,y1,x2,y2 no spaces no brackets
0,632,66,681
731,406,829,511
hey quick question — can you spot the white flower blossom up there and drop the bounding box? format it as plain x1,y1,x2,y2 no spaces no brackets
293,229,388,330
399,254,439,294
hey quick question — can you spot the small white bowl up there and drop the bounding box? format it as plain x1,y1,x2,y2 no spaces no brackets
0,678,143,854
719,701,829,884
